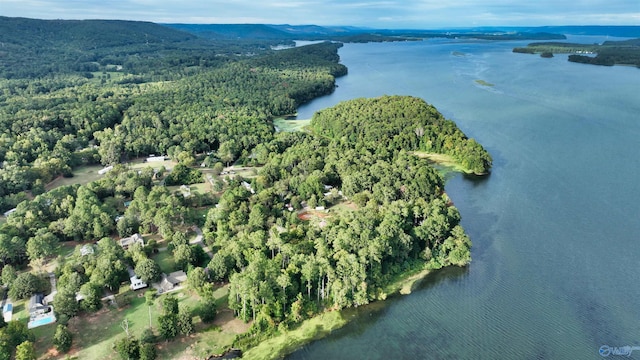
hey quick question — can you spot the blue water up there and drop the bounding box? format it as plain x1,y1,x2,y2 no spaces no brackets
288,37,640,359
28,315,55,329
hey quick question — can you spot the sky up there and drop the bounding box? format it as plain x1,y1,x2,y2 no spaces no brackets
1,0,639,28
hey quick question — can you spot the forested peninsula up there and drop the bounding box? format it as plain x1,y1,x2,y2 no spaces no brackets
513,38,640,67
0,17,490,360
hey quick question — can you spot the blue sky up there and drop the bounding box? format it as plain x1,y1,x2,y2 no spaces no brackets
2,0,639,28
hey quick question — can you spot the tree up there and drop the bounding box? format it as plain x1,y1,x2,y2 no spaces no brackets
161,295,178,315
53,325,72,353
172,244,195,271
9,272,46,300
113,336,140,360
15,341,36,360
139,343,157,360
186,267,208,295
198,296,217,323
26,229,58,261
158,314,178,340
134,258,161,284
79,282,102,312
207,252,230,282
54,288,80,319
1,265,17,287
4,321,34,348
177,307,193,336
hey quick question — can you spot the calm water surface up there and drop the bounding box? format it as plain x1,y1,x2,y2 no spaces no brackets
287,37,640,359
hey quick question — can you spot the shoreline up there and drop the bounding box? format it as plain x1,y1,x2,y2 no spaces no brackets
242,265,433,359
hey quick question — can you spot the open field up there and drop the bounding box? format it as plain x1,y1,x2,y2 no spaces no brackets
45,165,105,191
220,165,260,179
127,158,176,171
274,117,311,132
153,250,177,274
412,151,470,175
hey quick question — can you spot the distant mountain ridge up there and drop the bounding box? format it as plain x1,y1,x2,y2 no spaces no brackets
0,16,196,48
165,23,366,40
165,23,640,40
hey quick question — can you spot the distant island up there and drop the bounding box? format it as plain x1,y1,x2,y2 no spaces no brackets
513,38,640,67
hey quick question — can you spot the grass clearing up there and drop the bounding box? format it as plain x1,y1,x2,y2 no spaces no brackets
221,165,260,179
45,165,104,191
153,250,176,274
243,311,347,360
60,289,217,360
328,201,358,215
413,151,471,175
274,117,311,132
127,158,176,171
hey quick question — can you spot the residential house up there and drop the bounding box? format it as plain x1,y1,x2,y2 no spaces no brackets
128,267,148,291
120,233,144,249
29,293,52,316
155,270,187,294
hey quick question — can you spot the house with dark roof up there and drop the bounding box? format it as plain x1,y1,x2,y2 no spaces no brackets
154,270,187,294
29,293,51,315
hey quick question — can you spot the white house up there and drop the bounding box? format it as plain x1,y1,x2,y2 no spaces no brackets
120,233,144,249
128,267,148,291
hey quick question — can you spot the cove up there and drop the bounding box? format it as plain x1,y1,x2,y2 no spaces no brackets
286,37,640,359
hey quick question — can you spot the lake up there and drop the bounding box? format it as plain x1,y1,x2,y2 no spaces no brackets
286,37,640,359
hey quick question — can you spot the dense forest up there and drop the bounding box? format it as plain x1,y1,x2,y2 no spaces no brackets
513,38,640,67
311,96,492,174
0,16,491,359
0,16,346,213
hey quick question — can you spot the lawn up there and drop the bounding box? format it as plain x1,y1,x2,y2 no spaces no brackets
243,311,347,360
31,286,240,360
412,151,470,175
219,165,260,179
166,182,211,198
152,250,176,274
273,117,311,132
127,158,176,171
45,165,104,191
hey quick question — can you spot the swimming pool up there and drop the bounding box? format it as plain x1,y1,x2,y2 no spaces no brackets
28,315,56,329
